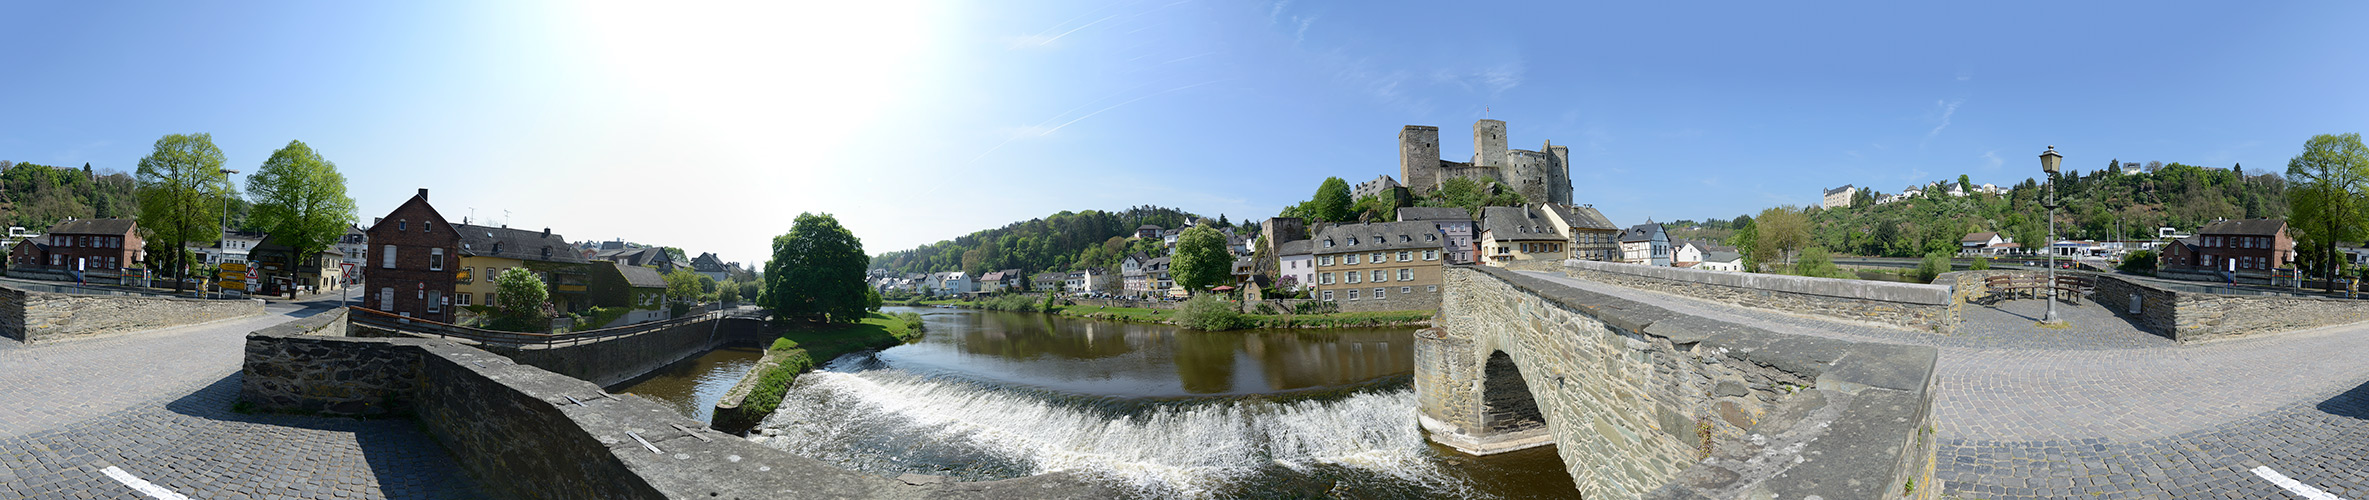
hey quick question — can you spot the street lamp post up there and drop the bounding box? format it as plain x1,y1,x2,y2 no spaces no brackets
218,168,239,299
2037,146,2063,324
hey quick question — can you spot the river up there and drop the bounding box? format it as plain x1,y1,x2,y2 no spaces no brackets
612,345,765,423
718,306,1579,499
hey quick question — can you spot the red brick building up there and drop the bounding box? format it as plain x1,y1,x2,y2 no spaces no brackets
10,218,143,272
2164,219,2295,274
364,189,462,323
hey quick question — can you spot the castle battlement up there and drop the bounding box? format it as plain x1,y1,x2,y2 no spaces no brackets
1397,120,1572,205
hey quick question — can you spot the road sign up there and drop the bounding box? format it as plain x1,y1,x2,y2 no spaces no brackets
218,271,246,281
220,262,248,273
220,280,246,291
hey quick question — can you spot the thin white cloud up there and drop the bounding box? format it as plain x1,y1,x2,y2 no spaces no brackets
1923,99,1963,145
1981,150,2003,170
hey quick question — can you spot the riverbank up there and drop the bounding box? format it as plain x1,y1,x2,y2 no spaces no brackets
710,311,925,433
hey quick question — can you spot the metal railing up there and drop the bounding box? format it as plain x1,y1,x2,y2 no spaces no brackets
348,306,726,347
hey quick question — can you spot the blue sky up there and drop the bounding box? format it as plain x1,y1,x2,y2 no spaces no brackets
5,1,2365,265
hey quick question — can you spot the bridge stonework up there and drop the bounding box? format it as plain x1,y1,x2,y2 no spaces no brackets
1421,265,1942,498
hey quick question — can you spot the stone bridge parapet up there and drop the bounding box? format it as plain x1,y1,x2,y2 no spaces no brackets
1422,265,1940,499
1565,259,1957,332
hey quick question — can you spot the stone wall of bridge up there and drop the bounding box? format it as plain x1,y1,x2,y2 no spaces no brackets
240,316,1113,499
0,284,264,343
1422,265,1941,499
1563,259,1958,333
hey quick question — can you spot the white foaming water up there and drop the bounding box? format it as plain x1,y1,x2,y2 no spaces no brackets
752,367,1474,498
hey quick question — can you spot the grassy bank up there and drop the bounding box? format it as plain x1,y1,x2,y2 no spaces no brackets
737,311,925,418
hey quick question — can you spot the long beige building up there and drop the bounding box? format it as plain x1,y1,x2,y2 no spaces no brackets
1311,221,1449,312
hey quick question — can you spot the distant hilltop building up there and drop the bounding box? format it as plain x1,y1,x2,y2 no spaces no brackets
1821,185,1855,209
1398,119,1573,206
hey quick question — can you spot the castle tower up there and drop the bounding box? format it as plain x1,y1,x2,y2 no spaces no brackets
1400,125,1441,193
1472,119,1508,168
1546,142,1572,205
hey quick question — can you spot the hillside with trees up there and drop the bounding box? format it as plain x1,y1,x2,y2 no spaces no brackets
1726,161,2287,264
869,206,1204,276
0,160,140,231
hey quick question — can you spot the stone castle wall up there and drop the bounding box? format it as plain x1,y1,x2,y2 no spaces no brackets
240,315,1113,499
1423,266,1939,498
0,285,265,343
1397,120,1572,206
1564,259,1958,333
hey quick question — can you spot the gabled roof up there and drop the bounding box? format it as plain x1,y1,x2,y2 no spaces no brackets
1558,205,1619,231
49,218,136,236
1137,224,1163,231
1396,207,1472,222
457,224,588,264
1703,250,1744,263
2199,219,2287,236
691,252,728,272
1481,206,1562,242
1961,232,2001,244
610,261,666,289
1824,185,1855,196
594,246,669,267
1276,239,1312,256
1620,223,1666,243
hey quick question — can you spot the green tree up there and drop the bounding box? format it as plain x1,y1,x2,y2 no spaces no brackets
1170,225,1231,294
765,212,871,323
2286,133,2369,288
664,268,709,307
1793,246,1839,278
1312,177,1353,222
1754,206,1810,268
490,267,550,332
245,140,358,298
1915,251,1951,283
135,133,236,291
1958,174,1973,193
1420,177,1528,218
717,281,742,303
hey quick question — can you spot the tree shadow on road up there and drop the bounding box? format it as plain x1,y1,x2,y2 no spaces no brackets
2320,379,2369,420
163,373,488,499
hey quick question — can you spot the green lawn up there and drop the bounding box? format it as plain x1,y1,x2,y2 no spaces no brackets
739,311,925,416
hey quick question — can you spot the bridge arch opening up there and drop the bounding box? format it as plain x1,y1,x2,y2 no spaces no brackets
1481,351,1546,434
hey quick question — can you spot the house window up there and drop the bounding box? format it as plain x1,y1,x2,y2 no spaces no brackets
426,290,442,313
1373,287,1385,299
1322,290,1334,301
1346,254,1359,265
1347,237,1359,245
1371,270,1385,282
457,293,472,306
1323,239,1334,248
1399,269,1412,281
1426,234,1437,241
1424,250,1438,261
1347,289,1359,300
399,220,408,231
49,255,60,266
1401,286,1411,294
1397,251,1411,262
1371,252,1385,263
1320,256,1333,266
1321,273,1334,285
429,248,445,271
1427,285,1437,292
382,245,397,268
380,287,394,310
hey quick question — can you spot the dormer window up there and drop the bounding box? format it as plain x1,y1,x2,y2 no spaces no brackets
1323,239,1334,248
542,248,552,258
1347,237,1358,245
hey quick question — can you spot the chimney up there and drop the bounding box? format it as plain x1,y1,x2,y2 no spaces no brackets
417,188,428,200
542,228,550,238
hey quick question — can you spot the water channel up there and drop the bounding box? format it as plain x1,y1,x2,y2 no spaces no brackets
620,306,1576,498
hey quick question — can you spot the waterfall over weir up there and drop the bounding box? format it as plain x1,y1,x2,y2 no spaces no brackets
748,356,1479,499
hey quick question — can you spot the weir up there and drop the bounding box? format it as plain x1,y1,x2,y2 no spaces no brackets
1420,264,1942,498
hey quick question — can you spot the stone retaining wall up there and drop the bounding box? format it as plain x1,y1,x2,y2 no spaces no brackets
2091,273,2369,343
481,317,773,388
241,319,1112,499
0,284,265,343
1424,265,1939,499
1564,259,1958,333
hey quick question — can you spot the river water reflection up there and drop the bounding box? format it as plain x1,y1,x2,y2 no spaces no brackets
743,306,1577,499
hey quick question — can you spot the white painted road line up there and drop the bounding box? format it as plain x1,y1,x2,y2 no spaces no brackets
100,466,192,500
2254,466,2348,500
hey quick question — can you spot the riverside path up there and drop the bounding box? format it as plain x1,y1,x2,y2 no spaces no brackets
0,291,483,499
1520,270,2369,500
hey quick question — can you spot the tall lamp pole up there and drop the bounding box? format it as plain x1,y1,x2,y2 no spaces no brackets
2038,146,2063,324
218,168,239,299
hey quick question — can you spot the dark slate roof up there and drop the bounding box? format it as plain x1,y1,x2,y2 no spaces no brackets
1620,223,1666,243
1482,206,1562,242
692,252,728,272
1559,205,1618,231
1396,207,1472,222
1276,239,1312,256
594,246,669,267
611,261,666,288
456,224,588,264
1312,221,1447,253
2200,219,2286,236
1824,185,1855,196
1144,256,1170,271
48,218,136,235
1704,250,1744,263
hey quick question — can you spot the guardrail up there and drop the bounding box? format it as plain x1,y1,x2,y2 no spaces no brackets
348,307,729,348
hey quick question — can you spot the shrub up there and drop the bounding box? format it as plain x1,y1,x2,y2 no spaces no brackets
1971,257,1992,270
1254,302,1278,315
2117,249,2158,275
1292,300,1339,314
1175,294,1248,331
1793,246,1841,278
1914,251,1950,283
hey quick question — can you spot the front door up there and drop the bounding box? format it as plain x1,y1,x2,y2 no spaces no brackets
380,287,394,310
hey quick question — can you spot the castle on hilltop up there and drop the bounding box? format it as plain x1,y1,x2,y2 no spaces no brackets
1398,119,1573,206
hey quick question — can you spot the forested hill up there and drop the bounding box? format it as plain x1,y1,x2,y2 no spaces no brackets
0,161,139,231
869,206,1206,276
1792,161,2285,258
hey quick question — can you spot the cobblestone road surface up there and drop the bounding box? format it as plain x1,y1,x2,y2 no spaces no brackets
0,296,483,499
1522,271,2369,499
